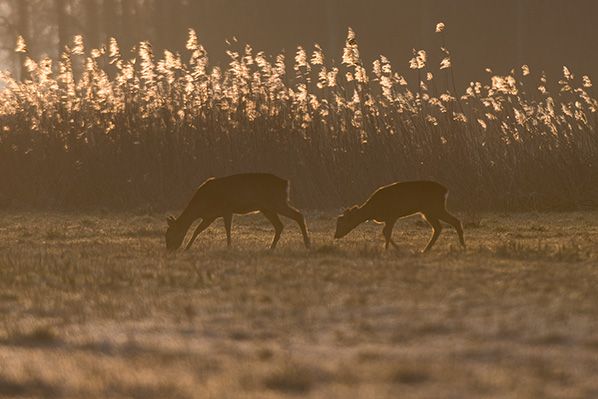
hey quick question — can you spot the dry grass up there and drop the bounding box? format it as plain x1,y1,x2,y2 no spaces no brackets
0,27,597,210
1,211,598,398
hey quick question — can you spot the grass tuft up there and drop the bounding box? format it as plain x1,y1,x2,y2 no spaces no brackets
493,240,588,262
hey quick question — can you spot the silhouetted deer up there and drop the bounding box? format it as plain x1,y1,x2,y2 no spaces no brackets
166,173,311,251
334,181,465,252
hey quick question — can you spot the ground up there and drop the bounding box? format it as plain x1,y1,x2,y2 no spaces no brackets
0,211,597,399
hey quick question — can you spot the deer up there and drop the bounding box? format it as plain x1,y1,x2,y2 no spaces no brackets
334,180,465,252
165,173,311,251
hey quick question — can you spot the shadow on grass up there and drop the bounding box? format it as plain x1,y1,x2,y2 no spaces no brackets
391,366,430,385
165,242,458,270
263,362,331,394
1,325,62,348
0,377,58,398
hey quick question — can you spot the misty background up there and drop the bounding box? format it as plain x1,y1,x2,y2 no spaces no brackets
0,0,596,88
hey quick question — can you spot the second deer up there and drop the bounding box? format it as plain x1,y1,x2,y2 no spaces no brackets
334,180,465,252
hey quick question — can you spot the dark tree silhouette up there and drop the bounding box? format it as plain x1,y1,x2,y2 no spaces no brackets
84,0,100,49
1,0,598,87
102,0,118,40
120,0,136,53
16,0,30,80
54,0,68,54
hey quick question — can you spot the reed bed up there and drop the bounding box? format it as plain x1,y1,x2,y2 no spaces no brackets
1,26,596,210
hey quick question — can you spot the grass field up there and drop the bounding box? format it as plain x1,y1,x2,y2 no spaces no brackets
1,211,597,398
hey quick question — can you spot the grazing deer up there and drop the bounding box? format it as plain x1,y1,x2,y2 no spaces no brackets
165,173,311,251
334,181,465,252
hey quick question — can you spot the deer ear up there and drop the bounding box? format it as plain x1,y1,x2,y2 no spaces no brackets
166,216,176,226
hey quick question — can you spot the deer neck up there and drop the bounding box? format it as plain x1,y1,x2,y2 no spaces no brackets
351,204,372,226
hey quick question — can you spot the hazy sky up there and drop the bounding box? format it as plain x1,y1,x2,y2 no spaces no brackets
1,0,597,87
187,0,597,85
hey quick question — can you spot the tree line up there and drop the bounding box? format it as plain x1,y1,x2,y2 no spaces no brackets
0,0,221,79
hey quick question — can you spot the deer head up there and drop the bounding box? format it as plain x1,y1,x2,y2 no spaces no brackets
165,215,186,251
334,206,361,239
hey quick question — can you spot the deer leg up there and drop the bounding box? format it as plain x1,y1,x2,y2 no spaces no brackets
440,211,466,248
382,219,399,250
276,205,311,248
261,211,284,249
185,217,216,250
422,215,443,253
223,213,233,247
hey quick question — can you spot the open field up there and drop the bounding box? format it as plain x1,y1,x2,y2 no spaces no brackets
1,211,598,398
